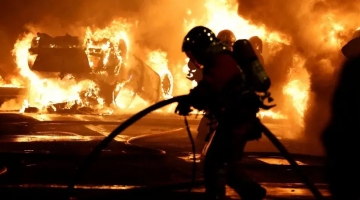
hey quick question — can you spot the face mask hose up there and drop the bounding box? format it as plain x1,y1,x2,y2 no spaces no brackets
67,95,323,200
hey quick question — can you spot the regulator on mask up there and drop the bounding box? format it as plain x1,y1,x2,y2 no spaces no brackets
232,39,271,93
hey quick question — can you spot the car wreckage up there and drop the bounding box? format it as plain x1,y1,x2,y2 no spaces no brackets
26,32,173,113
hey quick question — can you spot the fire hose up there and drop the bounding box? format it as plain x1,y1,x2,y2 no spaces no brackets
68,95,324,200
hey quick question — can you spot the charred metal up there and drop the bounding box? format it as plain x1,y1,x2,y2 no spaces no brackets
24,32,173,113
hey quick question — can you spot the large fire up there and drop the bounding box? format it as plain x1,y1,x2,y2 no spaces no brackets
1,0,352,136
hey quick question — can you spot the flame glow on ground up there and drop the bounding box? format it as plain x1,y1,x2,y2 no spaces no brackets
1,0,352,138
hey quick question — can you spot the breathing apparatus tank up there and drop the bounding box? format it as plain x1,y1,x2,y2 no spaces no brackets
233,39,271,93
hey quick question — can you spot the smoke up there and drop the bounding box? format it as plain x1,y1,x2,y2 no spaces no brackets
74,0,197,58
236,0,360,137
37,0,198,59
2,0,197,59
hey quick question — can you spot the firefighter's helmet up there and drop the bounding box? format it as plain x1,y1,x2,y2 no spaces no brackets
217,29,236,47
342,29,360,59
249,36,263,54
182,26,219,65
182,26,218,52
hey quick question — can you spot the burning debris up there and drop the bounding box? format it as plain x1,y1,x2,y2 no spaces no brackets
3,0,355,138
11,23,174,115
7,1,306,125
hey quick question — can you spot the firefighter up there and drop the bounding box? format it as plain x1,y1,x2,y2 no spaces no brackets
322,56,360,200
249,36,264,65
322,29,360,200
187,29,236,150
176,26,269,200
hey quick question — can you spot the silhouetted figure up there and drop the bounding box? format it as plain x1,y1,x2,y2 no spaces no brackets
322,55,360,200
188,29,236,151
176,26,271,200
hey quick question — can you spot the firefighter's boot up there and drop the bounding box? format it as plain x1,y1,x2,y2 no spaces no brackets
227,167,267,200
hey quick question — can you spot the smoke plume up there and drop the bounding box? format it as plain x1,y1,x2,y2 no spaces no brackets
1,0,197,63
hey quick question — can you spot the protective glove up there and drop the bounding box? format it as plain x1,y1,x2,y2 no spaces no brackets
175,102,193,116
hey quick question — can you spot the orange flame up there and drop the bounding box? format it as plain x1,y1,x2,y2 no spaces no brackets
5,0,352,136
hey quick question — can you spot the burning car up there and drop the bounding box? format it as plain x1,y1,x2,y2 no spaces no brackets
26,32,173,113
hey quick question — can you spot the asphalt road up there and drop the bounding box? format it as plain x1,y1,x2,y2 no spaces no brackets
0,112,328,199
0,112,324,156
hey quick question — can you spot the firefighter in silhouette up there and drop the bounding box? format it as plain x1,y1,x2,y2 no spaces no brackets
322,56,360,200
176,26,273,200
187,29,236,151
322,28,360,200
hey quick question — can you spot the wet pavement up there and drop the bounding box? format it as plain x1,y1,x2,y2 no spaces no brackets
0,112,324,155
0,113,186,143
0,112,328,199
